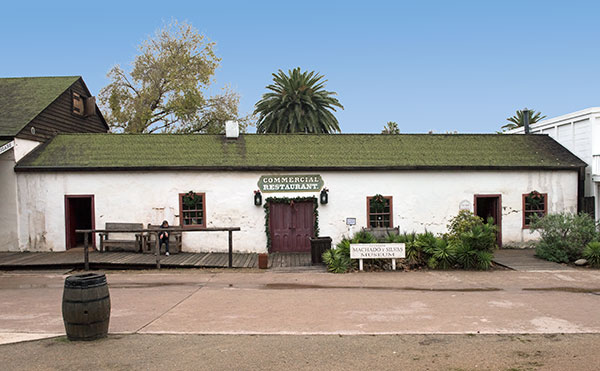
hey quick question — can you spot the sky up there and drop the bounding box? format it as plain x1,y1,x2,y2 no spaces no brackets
2,0,599,133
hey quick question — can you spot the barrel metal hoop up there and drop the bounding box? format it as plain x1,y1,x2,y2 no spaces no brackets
64,318,110,326
62,295,110,304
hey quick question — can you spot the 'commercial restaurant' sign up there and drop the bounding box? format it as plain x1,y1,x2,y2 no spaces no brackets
258,174,324,193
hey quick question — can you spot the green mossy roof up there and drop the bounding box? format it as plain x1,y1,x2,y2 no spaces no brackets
15,133,586,171
0,139,11,147
0,76,80,136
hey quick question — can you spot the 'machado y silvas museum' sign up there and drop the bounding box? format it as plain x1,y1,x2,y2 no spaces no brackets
258,174,324,192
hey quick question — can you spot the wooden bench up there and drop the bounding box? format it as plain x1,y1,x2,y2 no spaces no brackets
143,224,182,254
99,223,144,252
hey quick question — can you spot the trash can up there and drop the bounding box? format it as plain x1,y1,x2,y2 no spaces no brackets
310,237,332,265
62,273,111,341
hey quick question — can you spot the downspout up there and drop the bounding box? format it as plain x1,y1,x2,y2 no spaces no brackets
578,166,585,213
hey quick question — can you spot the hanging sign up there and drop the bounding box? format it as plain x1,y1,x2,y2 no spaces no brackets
0,141,14,155
258,174,324,193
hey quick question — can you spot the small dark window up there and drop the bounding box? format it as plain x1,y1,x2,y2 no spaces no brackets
179,192,206,228
367,195,393,228
72,92,84,115
523,191,547,228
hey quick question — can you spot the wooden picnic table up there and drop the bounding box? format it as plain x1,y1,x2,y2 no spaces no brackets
75,227,241,270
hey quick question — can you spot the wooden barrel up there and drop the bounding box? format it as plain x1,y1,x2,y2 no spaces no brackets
62,273,111,341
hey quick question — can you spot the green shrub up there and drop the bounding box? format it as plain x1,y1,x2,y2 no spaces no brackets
322,238,354,273
583,241,600,268
535,239,570,263
456,221,497,270
385,231,416,244
447,210,484,240
455,243,494,270
531,213,598,263
426,239,455,269
351,230,377,244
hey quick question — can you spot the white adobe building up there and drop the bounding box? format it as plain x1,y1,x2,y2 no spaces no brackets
0,77,588,254
508,107,600,220
10,131,585,253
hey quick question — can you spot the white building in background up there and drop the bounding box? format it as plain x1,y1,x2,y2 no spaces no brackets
508,107,600,220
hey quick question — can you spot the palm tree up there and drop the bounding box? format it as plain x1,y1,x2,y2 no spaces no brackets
254,68,343,133
381,121,400,134
501,109,546,131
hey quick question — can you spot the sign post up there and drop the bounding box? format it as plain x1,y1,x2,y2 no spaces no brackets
350,243,406,271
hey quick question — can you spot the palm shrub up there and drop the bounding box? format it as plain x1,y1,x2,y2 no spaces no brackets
530,213,598,263
426,238,456,269
583,241,600,268
351,230,377,243
412,232,453,269
322,238,354,273
454,222,497,270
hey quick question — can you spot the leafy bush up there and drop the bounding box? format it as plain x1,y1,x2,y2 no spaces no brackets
324,214,498,272
455,243,494,270
351,230,377,244
426,238,455,269
454,221,497,270
322,238,354,273
447,210,484,240
531,212,598,263
534,239,570,263
583,241,600,268
385,231,416,244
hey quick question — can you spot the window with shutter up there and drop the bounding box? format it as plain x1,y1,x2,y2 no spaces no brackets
72,92,84,116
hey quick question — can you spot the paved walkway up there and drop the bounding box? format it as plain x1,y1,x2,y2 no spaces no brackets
492,248,574,271
1,268,599,345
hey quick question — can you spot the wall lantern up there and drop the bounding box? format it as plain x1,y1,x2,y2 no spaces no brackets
254,190,262,206
320,188,329,204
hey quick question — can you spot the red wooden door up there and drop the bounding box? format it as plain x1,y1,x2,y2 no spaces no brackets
270,201,314,252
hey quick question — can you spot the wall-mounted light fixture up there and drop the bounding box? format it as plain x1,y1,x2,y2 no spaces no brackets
254,190,262,206
320,188,329,204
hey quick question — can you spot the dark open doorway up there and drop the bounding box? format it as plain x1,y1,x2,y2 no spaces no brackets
474,194,502,247
65,195,95,250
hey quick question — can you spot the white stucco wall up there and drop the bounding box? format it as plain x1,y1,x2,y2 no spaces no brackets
0,149,19,250
14,169,578,252
0,139,42,251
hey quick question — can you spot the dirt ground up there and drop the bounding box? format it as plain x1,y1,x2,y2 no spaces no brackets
2,333,599,371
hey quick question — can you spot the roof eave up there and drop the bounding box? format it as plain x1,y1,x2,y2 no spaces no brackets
13,165,585,172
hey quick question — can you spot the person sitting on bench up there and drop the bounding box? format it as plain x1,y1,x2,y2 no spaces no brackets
158,220,170,256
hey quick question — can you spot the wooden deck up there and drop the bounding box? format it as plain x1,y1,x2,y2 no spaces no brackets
0,251,315,270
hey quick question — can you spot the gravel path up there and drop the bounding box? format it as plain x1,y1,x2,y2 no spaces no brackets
2,333,599,370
